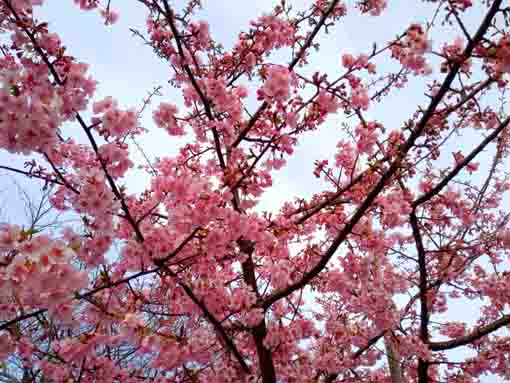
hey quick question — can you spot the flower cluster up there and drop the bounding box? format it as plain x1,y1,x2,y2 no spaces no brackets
93,97,139,138
357,0,387,16
262,65,294,103
0,225,88,323
487,35,510,74
391,24,432,75
249,14,296,52
74,0,119,24
1,1,510,382
0,57,95,154
341,53,376,73
153,102,184,136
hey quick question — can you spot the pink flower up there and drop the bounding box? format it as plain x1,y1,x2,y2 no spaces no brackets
190,21,210,48
10,0,43,10
0,333,12,360
355,122,379,154
245,52,257,67
74,0,98,11
391,24,432,75
440,322,466,338
153,102,184,136
497,230,510,248
39,33,61,55
316,90,339,114
286,111,297,128
0,224,22,250
98,143,133,178
342,53,356,68
93,96,116,114
491,35,510,73
263,65,293,103
366,0,387,16
350,85,370,110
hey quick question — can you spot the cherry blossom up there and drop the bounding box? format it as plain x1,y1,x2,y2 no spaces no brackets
1,1,510,383
262,65,294,103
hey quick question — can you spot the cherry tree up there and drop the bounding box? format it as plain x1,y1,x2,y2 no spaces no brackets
1,0,510,382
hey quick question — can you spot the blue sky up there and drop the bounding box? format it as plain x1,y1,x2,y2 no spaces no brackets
29,0,437,206
1,0,453,209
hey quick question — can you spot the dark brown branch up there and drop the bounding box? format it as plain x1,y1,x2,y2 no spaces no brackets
152,227,200,266
413,115,510,208
410,212,429,341
43,153,80,194
230,0,342,149
160,0,227,170
160,266,252,375
237,239,277,383
448,0,473,44
410,211,430,383
76,268,157,300
230,137,275,193
292,168,369,225
0,165,62,186
429,314,510,351
260,0,503,310
0,309,46,332
324,331,386,383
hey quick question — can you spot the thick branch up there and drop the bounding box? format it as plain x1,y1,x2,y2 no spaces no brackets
0,309,46,332
410,211,430,383
429,314,510,351
260,0,503,310
160,0,226,170
238,239,276,383
162,267,252,375
385,335,403,383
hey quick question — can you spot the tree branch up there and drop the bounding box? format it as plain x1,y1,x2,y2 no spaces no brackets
412,115,510,208
260,0,503,310
0,309,46,332
429,314,510,351
230,0,342,148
